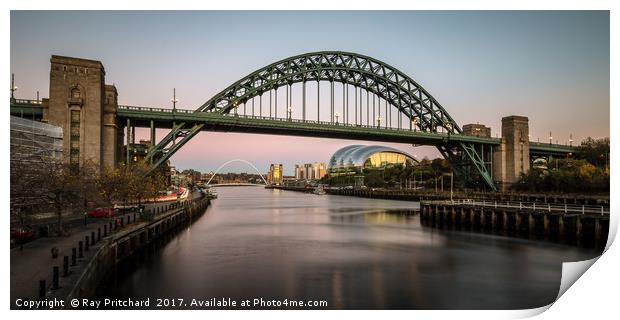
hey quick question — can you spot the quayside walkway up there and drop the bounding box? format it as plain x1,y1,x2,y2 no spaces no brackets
10,194,207,307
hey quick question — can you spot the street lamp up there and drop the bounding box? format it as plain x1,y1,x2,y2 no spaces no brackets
170,88,178,111
335,112,340,124
10,73,17,100
569,134,573,147
412,117,418,132
376,116,382,128
287,106,292,120
549,132,553,145
450,172,454,202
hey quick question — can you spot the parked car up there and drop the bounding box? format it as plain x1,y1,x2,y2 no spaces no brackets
88,207,115,218
10,227,35,242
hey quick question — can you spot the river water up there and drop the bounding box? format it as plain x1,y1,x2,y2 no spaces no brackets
101,187,601,309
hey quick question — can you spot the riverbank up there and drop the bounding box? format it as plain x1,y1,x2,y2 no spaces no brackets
10,196,210,309
267,185,610,205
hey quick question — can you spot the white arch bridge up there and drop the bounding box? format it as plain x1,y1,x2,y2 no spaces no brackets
205,159,268,186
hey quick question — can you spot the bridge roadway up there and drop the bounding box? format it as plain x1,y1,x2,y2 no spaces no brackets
9,99,577,156
117,105,577,156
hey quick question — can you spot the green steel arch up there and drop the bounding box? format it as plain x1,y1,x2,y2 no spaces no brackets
147,51,496,190
198,51,460,133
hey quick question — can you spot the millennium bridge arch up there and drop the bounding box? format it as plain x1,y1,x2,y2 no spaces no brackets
147,51,496,190
206,159,268,186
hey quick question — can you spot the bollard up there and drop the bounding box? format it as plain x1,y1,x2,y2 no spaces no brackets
85,236,90,251
98,228,101,241
71,248,77,266
52,266,59,290
39,280,46,299
104,224,107,237
63,256,69,277
91,231,95,245
78,241,83,258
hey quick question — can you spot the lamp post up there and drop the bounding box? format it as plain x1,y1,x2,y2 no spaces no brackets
450,172,454,202
171,88,178,111
412,117,418,132
569,134,573,147
170,88,179,127
376,116,382,128
549,132,553,145
335,112,340,124
287,106,292,120
10,73,17,101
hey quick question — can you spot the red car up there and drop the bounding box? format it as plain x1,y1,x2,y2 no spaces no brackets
10,227,35,241
88,207,115,218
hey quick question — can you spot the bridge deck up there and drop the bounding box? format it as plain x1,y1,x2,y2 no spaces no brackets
9,100,577,155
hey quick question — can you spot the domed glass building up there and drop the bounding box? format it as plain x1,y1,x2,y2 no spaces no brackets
328,145,418,177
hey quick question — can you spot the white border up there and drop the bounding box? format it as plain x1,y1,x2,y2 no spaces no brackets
2,1,617,320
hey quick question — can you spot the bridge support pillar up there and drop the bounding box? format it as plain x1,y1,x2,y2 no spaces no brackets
150,120,156,147
493,116,530,188
126,118,131,165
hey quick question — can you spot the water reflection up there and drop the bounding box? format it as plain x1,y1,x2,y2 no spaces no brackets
100,187,601,310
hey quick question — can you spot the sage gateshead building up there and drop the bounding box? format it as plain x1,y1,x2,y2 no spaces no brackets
328,145,418,177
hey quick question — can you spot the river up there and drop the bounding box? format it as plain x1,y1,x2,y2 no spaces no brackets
100,186,601,309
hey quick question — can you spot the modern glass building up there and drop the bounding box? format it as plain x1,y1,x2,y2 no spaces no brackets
328,145,417,177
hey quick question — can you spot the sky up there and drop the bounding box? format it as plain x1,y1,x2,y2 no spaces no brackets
10,11,609,175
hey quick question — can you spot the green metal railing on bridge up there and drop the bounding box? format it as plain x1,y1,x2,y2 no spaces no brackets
116,104,503,146
8,99,578,157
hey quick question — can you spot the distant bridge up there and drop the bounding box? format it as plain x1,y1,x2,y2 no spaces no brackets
208,183,265,187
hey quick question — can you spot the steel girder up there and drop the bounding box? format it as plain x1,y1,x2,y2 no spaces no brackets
147,51,496,190
437,142,496,191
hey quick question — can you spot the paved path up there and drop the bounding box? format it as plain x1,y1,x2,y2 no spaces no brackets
10,218,112,304
10,192,203,306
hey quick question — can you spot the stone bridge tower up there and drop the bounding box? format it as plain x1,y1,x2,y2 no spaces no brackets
42,55,120,171
493,115,530,187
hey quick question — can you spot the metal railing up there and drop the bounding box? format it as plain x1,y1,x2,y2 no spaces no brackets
11,98,42,105
421,199,610,215
117,105,496,141
116,104,578,149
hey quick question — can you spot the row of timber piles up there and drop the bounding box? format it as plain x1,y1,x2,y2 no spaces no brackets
419,203,609,247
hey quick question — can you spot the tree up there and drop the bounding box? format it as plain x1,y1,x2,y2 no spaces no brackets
95,166,127,207
36,159,96,235
576,137,609,168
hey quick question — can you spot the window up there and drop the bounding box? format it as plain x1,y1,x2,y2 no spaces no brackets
71,88,81,99
69,110,80,166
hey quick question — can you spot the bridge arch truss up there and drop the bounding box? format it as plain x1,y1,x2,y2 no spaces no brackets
146,51,496,190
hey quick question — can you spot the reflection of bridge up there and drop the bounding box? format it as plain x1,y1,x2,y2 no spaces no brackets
10,52,578,191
